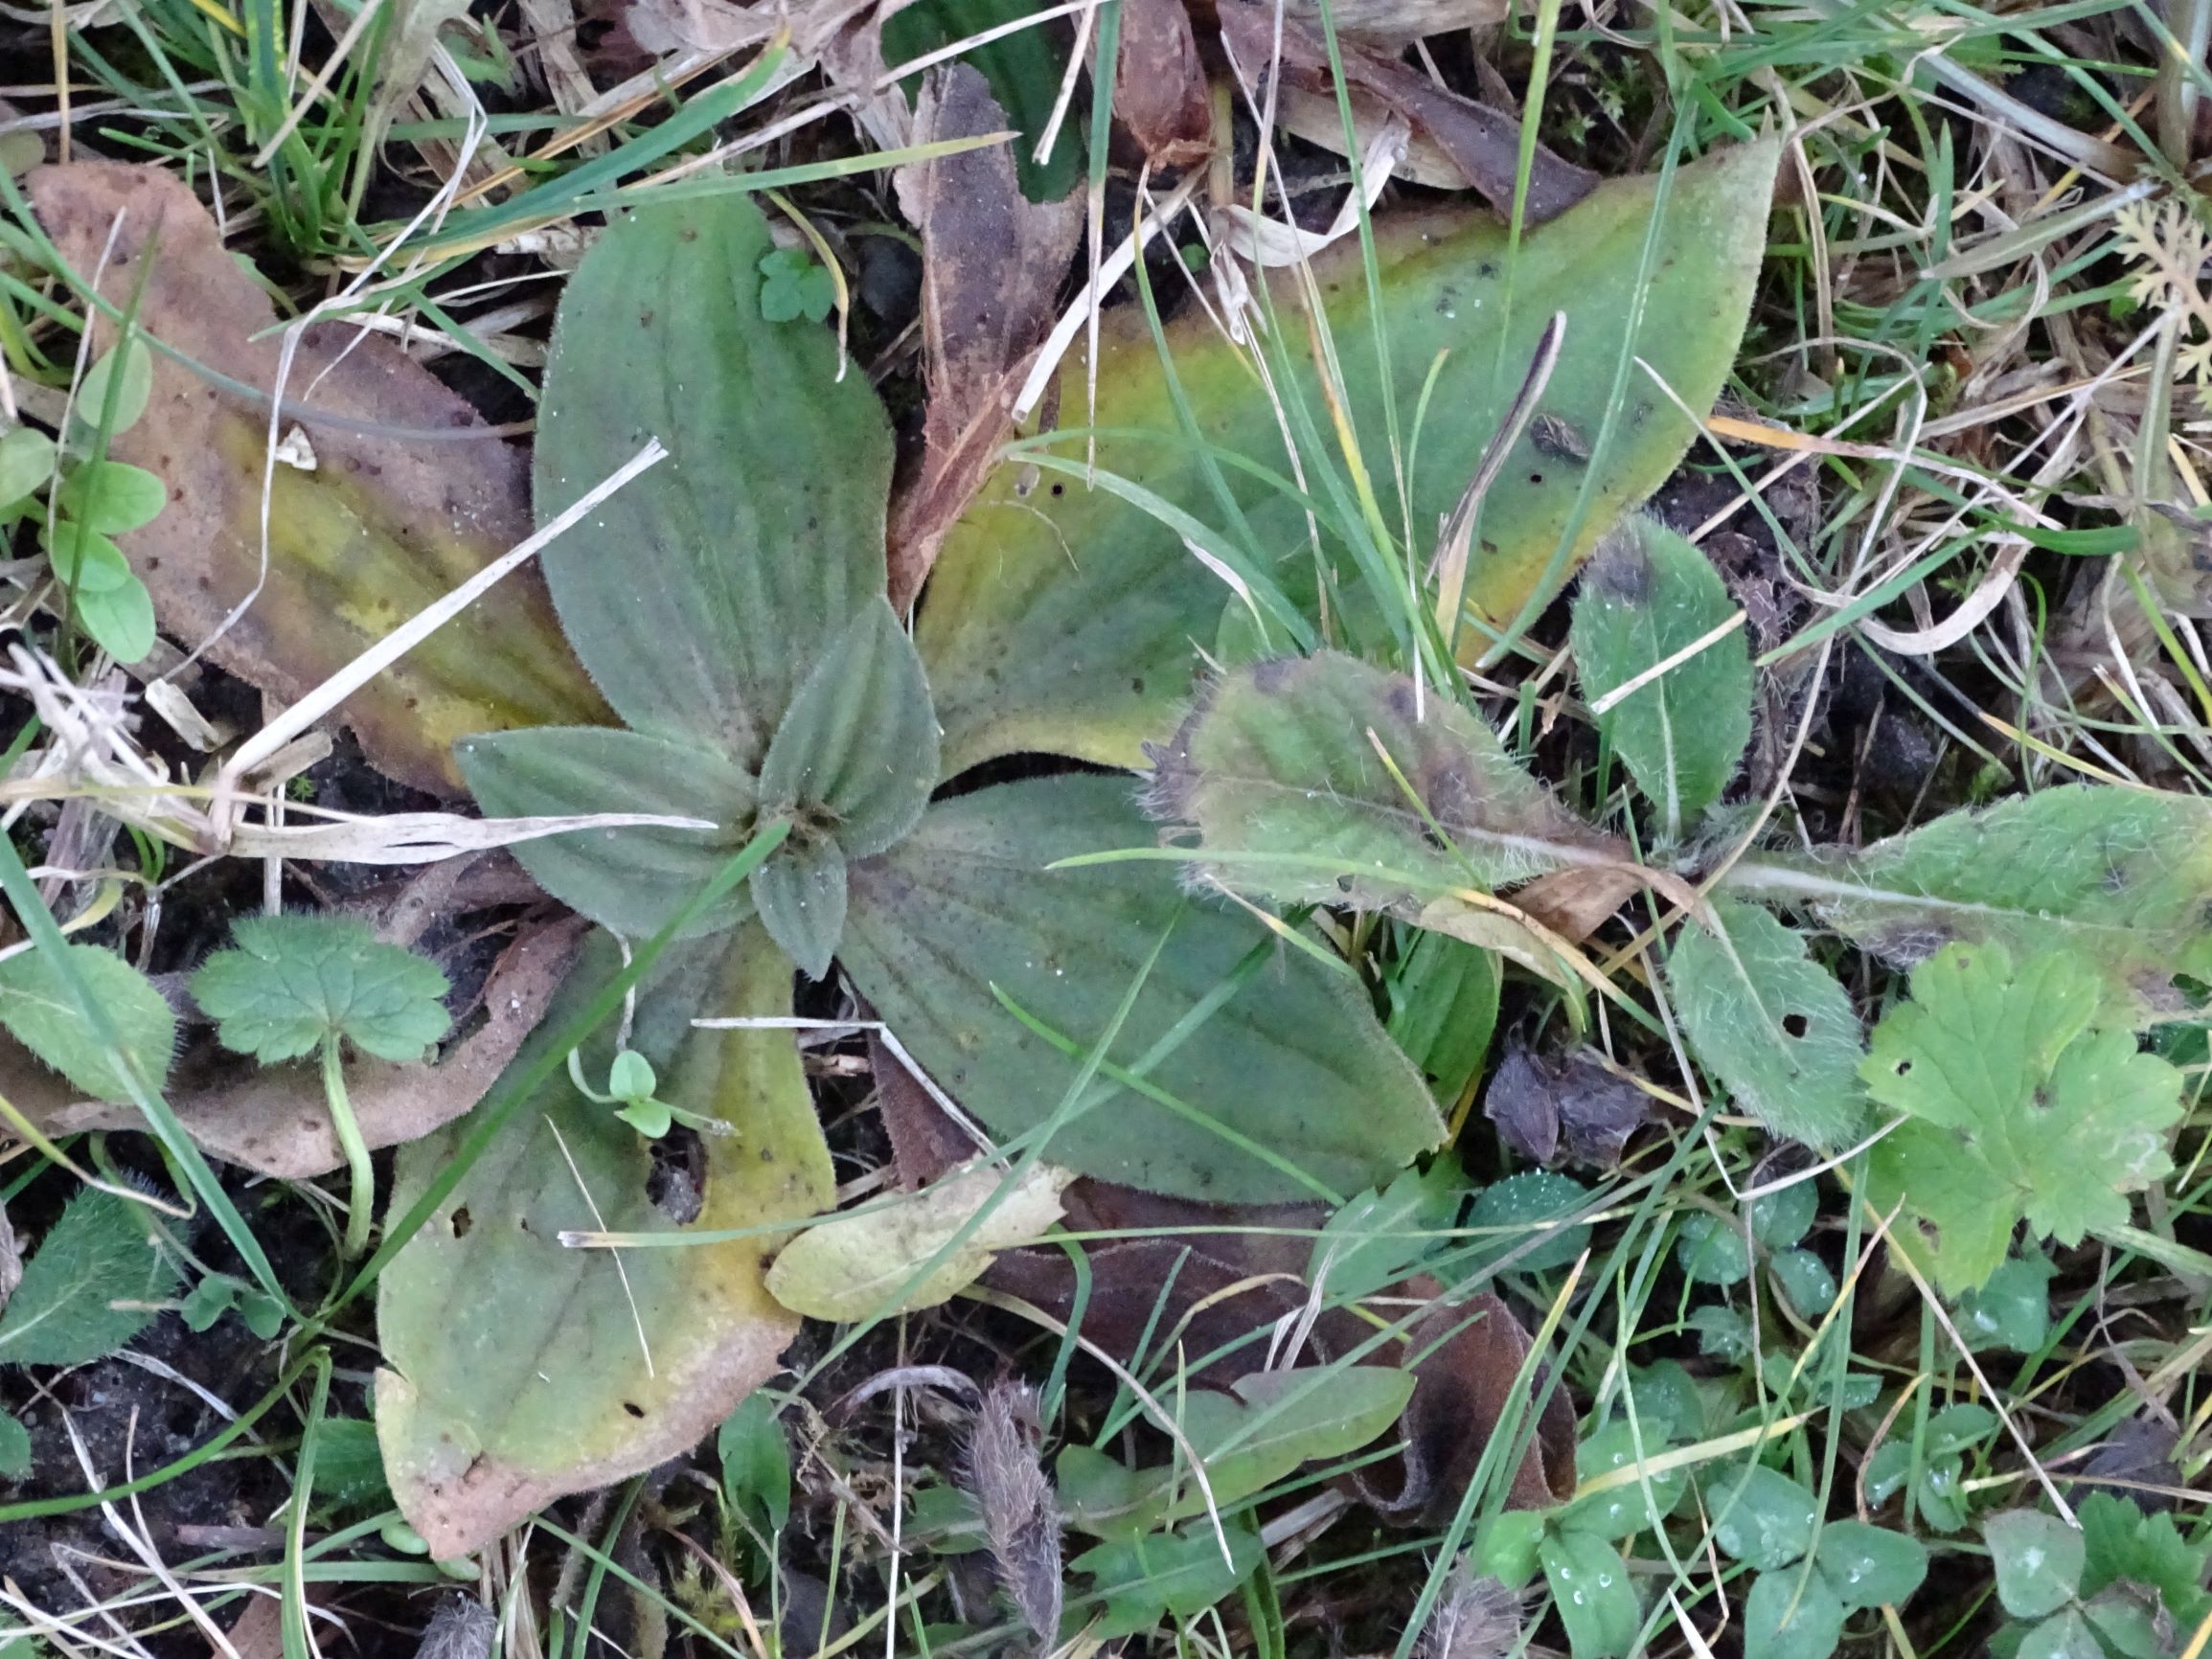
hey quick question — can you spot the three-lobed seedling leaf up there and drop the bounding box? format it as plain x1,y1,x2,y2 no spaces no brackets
194,915,450,1257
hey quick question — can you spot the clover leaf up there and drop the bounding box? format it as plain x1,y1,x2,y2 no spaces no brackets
757,247,836,325
194,915,450,1256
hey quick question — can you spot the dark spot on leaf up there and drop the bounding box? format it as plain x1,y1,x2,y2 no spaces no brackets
623,1401,646,1419
1782,1012,1809,1039
1050,482,1064,497
637,308,655,328
1528,472,1544,487
450,1206,472,1239
1131,676,1145,694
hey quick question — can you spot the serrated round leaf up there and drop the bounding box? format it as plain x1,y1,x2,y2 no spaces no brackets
459,725,758,939
1814,1520,1927,1609
1666,897,1867,1148
921,141,1779,776
1569,519,1750,838
1769,1247,1836,1317
74,575,156,663
376,927,833,1557
757,597,937,857
842,775,1444,1202
1742,1566,1844,1659
764,1161,1072,1321
58,461,166,533
1539,1530,1641,1658
1710,1465,1817,1569
194,915,450,1064
1469,1170,1591,1270
0,425,56,506
751,834,848,982
0,943,175,1102
1986,1510,2086,1619
535,192,893,769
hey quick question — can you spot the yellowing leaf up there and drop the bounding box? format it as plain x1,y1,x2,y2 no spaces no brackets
764,1161,1075,1321
1860,943,2183,1294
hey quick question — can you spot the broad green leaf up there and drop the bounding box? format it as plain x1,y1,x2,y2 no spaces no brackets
1563,1418,1688,1540
881,0,1082,202
1468,1170,1590,1271
1569,519,1750,838
57,461,166,534
0,1408,28,1478
1539,1530,1640,1658
843,774,1444,1202
1742,1566,1844,1659
750,832,848,982
1986,1510,2086,1619
718,1392,792,1534
1471,1511,1547,1590
921,141,1779,775
1071,1515,1264,1640
0,1186,179,1365
75,338,152,435
1060,1366,1415,1536
74,571,157,663
534,191,892,769
764,1161,1074,1321
458,726,758,940
1721,784,2212,1026
194,915,451,1063
1709,1465,1817,1570
0,943,175,1102
1956,1254,2055,1353
2079,1489,2212,1623
1309,1156,1466,1301
1861,943,2182,1293
1665,897,1867,1148
1675,1212,1751,1286
376,926,834,1557
43,522,135,591
758,597,938,859
1814,1520,1927,1609
1148,652,1613,910
1385,931,1499,1103
0,425,55,506
2018,1608,2107,1659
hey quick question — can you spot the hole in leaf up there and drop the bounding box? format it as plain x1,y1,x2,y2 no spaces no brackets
623,1401,646,1419
1781,1012,1809,1039
451,1206,472,1239
648,1126,707,1224
1528,472,1544,486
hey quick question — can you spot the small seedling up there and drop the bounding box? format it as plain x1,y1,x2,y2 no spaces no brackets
193,915,451,1258
757,247,836,324
565,1045,726,1139
179,1272,287,1338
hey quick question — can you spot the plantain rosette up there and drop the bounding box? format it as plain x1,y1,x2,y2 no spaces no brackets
376,146,1774,1555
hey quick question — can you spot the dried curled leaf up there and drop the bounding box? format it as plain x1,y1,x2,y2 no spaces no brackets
30,161,608,796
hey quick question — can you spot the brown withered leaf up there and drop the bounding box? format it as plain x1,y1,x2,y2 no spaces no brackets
1483,1040,1651,1171
7,916,586,1175
1511,864,1647,944
872,1032,1574,1521
887,67,1081,612
30,161,609,797
1216,0,1596,222
1115,0,1213,169
1282,0,1506,41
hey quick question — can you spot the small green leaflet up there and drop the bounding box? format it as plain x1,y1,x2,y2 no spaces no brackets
1539,1529,1640,1658
1742,1566,1844,1659
1708,1464,1817,1571
1569,519,1751,840
1665,897,1867,1148
1862,943,2183,1293
0,943,175,1102
180,1273,286,1338
0,1407,28,1478
193,915,451,1063
0,1186,180,1366
1071,1515,1264,1639
718,1392,793,1536
1986,1510,2085,1620
757,247,837,324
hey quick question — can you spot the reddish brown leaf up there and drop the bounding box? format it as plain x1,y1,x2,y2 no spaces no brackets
1216,0,1597,222
887,67,1082,612
29,161,609,797
1115,0,1214,169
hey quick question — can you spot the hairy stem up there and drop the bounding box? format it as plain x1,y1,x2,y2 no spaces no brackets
322,1036,374,1259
